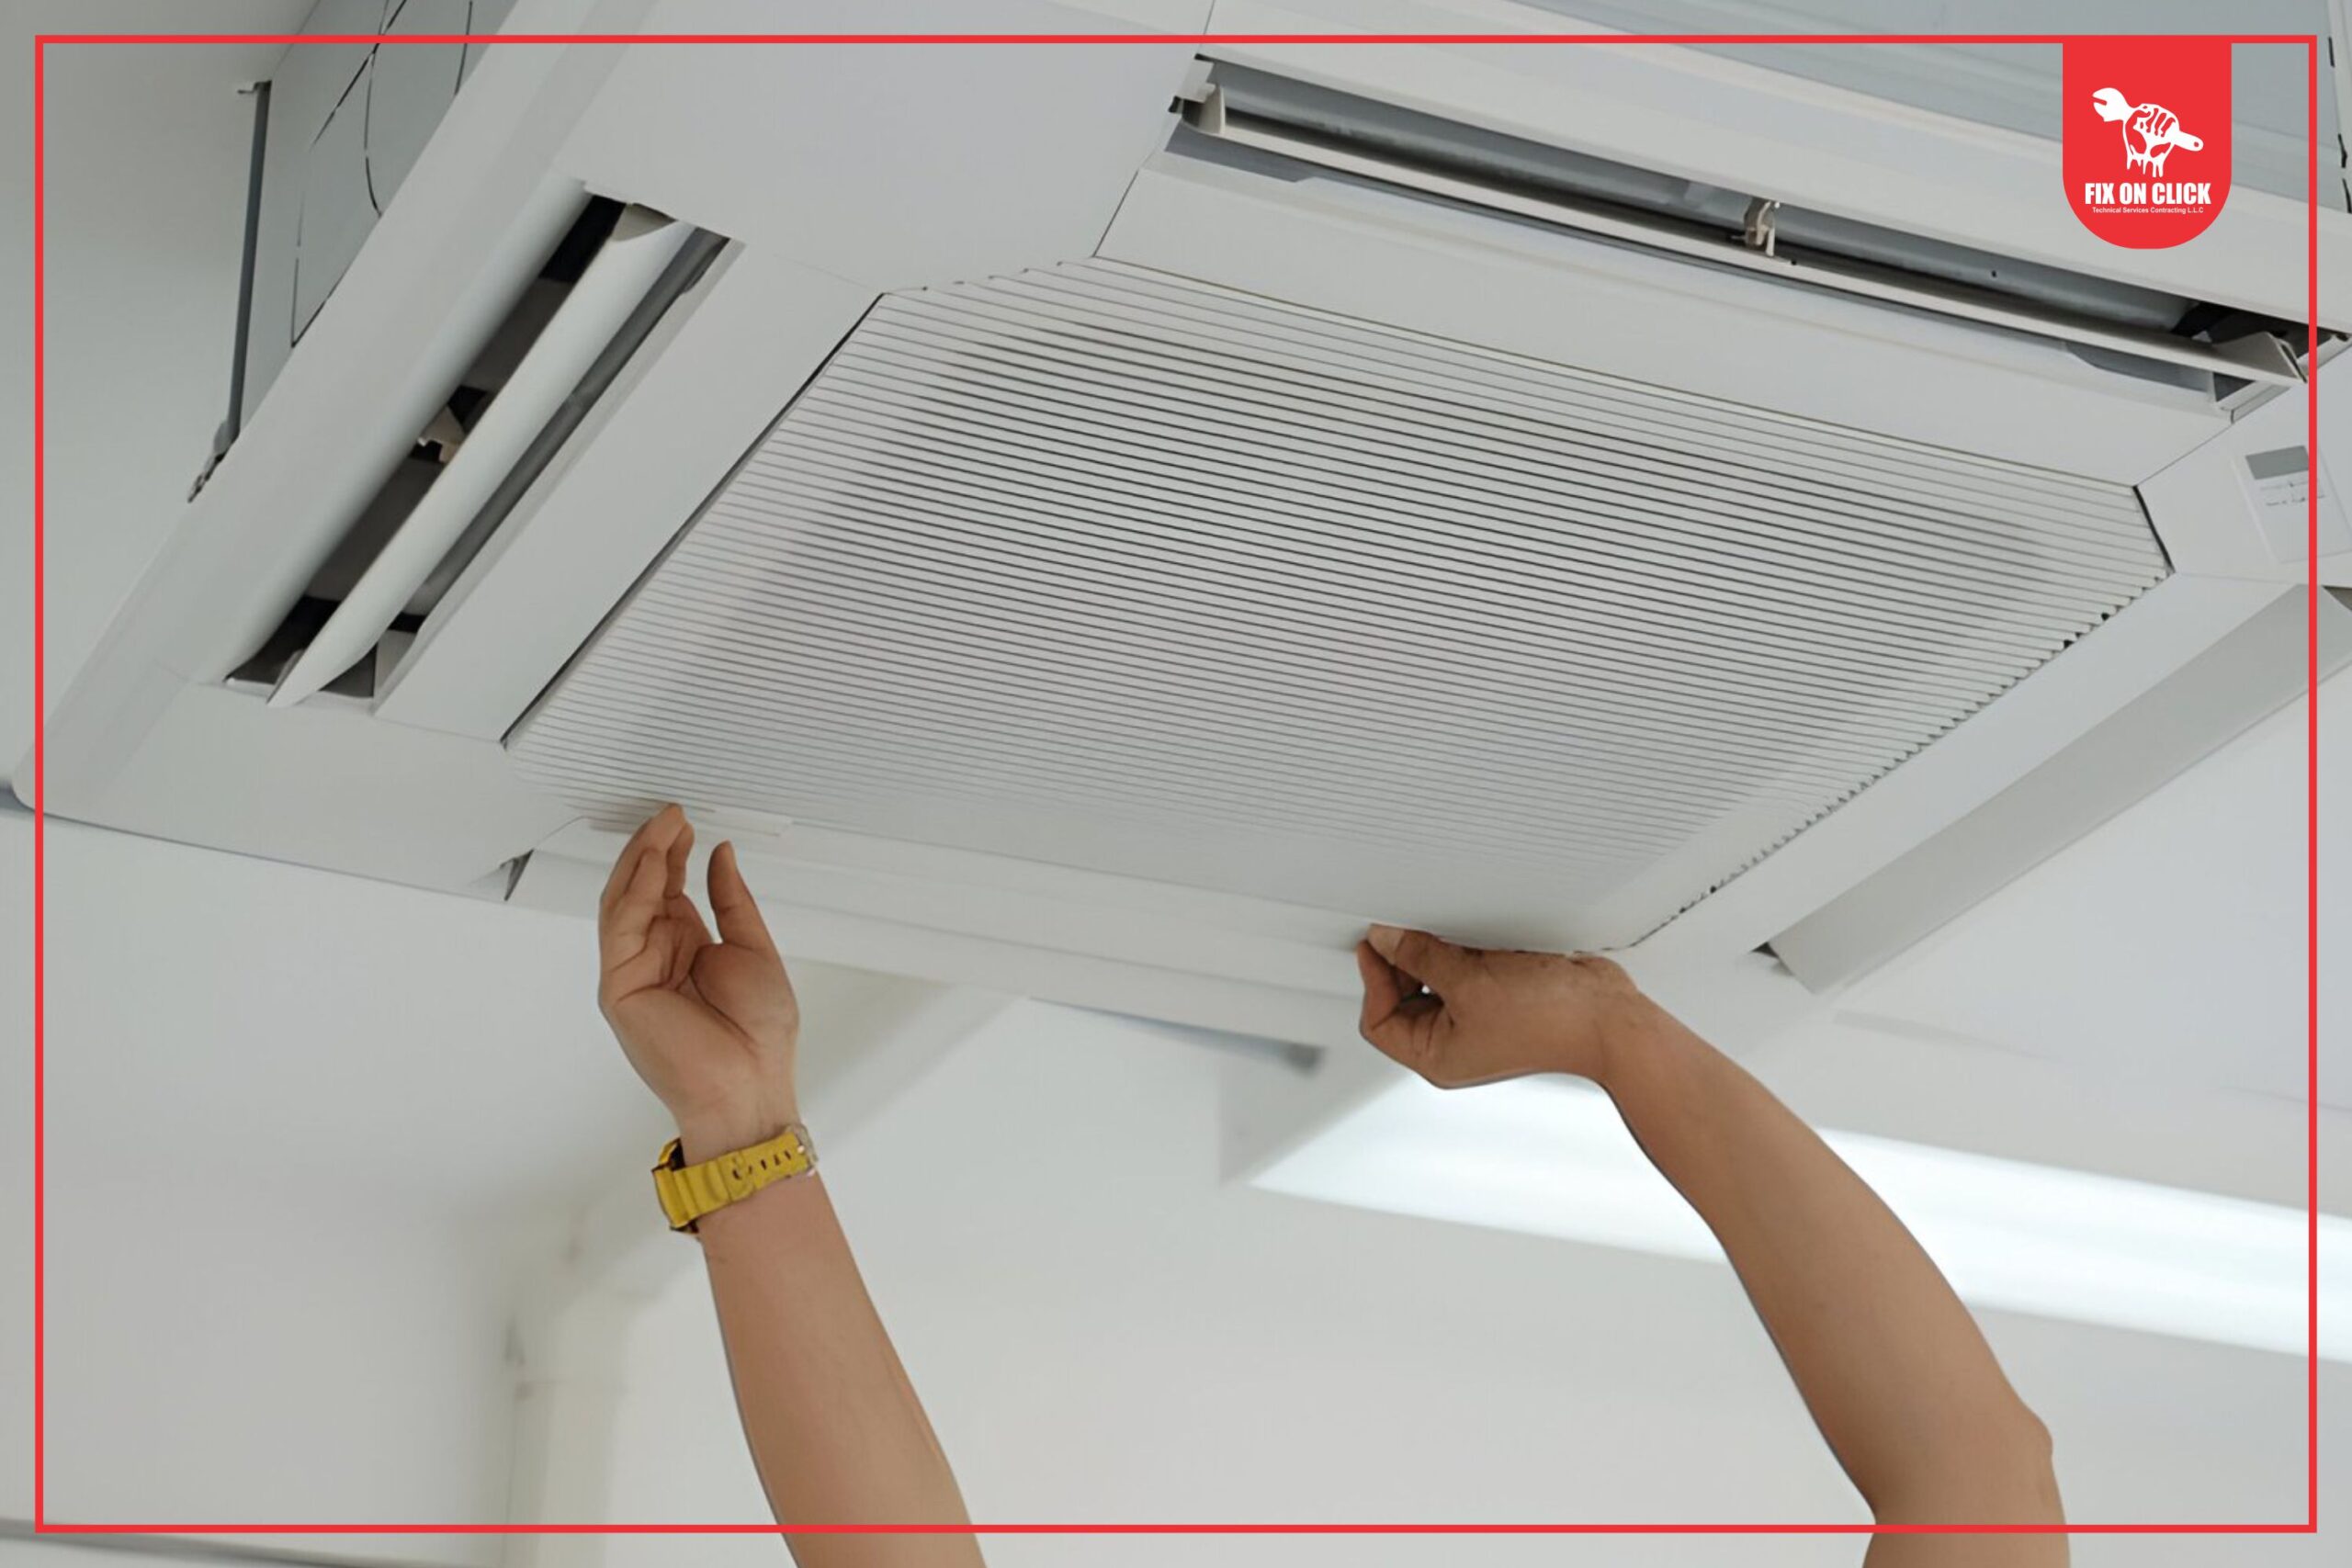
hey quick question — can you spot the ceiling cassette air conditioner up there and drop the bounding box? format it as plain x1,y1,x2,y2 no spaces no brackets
503,257,2172,951
28,3,2352,1055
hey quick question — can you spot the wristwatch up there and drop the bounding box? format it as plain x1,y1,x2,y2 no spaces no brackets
651,1122,818,1233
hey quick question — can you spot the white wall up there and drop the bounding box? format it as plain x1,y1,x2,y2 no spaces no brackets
0,815,573,1564
0,1539,445,1568
38,1176,520,1544
0,808,964,1555
1,822,35,1526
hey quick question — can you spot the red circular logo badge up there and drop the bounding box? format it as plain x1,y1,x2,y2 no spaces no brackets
2063,37,2233,248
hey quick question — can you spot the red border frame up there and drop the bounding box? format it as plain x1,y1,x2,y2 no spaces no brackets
27,28,2324,1540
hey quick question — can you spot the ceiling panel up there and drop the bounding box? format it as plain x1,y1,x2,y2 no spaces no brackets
1528,0,2345,212
510,259,2166,946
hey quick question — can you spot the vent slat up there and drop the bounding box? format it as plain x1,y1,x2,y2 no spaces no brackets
826,321,2165,590
706,461,2041,715
926,269,2158,543
857,298,2164,573
514,714,1679,868
526,701,1703,866
511,261,2169,942
783,369,2146,635
666,511,1996,757
1043,261,2152,526
514,747,1682,889
606,580,1866,827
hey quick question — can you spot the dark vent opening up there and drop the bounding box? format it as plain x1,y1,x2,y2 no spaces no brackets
1190,61,2329,380
229,198,728,704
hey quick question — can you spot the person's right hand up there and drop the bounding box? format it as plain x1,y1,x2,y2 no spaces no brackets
599,806,801,1161
1353,924,1658,1089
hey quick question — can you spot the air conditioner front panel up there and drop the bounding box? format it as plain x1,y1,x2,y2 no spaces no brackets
507,259,2168,950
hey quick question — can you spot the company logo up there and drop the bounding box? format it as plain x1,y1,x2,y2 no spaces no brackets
2064,39,2231,248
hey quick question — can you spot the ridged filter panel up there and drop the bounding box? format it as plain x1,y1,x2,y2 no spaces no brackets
509,259,2168,946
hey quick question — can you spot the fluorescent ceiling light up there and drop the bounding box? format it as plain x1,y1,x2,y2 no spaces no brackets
1254,1076,2350,1361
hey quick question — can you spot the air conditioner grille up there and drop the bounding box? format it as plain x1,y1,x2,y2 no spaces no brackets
509,259,2168,947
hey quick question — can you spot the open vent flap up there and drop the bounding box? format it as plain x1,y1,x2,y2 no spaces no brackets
229,198,725,705
1176,61,2318,398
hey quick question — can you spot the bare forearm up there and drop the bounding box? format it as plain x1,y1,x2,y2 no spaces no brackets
1596,1006,2063,1541
1354,927,2063,1556
695,1169,984,1567
597,814,979,1564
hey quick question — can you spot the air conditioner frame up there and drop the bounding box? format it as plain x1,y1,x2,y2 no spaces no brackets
25,0,2352,1054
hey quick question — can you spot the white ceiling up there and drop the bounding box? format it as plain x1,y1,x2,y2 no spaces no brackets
0,1,313,783
1846,675,2348,1111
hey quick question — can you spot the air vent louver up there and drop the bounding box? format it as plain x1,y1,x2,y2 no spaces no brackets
508,259,2168,947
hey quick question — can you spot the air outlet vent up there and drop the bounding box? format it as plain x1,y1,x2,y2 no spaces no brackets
507,259,2169,948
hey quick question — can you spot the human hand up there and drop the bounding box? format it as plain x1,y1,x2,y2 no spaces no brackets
598,806,800,1160
1353,924,1658,1089
2132,104,2179,150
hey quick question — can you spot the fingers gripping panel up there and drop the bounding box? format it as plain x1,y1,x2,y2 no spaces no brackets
507,260,2167,949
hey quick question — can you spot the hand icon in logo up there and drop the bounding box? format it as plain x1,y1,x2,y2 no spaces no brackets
2090,87,2204,178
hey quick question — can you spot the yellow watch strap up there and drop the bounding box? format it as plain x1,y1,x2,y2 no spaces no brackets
652,1123,817,1232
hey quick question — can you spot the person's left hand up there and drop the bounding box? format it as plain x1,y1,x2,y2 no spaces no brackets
1354,924,1654,1089
598,806,800,1160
